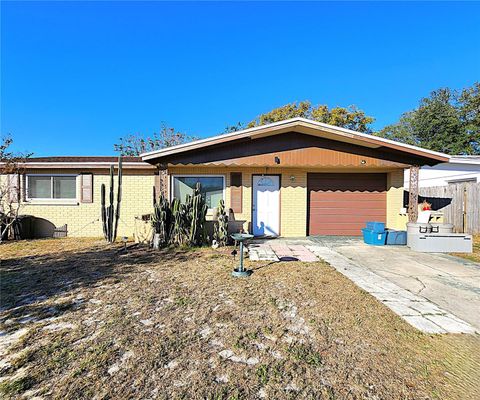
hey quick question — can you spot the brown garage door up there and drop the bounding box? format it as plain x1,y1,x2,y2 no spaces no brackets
308,173,387,236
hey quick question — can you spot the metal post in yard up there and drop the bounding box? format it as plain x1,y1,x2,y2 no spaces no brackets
231,233,254,277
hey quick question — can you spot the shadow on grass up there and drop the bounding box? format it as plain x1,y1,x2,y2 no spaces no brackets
0,243,194,329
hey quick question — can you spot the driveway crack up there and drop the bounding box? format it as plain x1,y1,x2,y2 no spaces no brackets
412,276,427,295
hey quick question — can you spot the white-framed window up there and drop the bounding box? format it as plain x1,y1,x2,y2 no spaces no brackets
27,174,77,200
171,175,225,211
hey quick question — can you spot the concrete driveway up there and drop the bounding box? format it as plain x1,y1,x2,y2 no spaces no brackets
310,236,480,331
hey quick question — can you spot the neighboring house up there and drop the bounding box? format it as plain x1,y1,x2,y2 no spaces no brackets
404,156,480,188
1,118,451,238
1,157,156,238
141,118,449,236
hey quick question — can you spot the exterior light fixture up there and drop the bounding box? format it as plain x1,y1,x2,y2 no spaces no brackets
290,175,296,182
274,156,280,164
361,159,367,165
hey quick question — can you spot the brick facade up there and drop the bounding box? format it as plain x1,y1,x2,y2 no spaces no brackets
2,169,155,238
2,166,406,238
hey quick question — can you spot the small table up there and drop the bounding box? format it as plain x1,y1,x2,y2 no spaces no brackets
230,233,254,277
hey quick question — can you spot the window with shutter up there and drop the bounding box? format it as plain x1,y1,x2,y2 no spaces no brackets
230,172,242,214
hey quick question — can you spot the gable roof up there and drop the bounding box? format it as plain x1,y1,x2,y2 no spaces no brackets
140,118,450,163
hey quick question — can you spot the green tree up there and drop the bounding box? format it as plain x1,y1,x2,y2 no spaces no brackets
458,82,480,144
376,83,480,155
114,123,197,156
244,101,375,132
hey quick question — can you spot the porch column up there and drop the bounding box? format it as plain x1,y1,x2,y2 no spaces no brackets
408,165,419,223
155,163,169,201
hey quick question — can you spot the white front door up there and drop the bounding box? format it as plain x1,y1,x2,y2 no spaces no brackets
252,175,280,236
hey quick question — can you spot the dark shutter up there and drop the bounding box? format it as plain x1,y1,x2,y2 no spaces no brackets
81,173,93,203
230,172,242,214
20,174,26,202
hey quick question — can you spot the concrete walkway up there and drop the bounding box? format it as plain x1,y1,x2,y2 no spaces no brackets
248,238,478,334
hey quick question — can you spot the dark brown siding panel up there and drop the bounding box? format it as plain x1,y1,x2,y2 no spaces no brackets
308,173,386,236
80,173,93,203
230,172,242,214
164,132,433,167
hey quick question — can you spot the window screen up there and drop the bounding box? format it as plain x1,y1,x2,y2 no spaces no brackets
28,176,76,199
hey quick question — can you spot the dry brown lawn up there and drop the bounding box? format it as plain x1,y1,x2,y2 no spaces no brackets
1,238,479,399
452,234,480,263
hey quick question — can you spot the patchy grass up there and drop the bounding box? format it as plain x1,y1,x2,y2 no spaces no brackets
0,238,479,399
452,234,480,263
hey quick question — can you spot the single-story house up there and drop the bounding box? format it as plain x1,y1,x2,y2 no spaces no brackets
140,118,449,237
1,157,157,238
1,118,450,238
404,155,480,188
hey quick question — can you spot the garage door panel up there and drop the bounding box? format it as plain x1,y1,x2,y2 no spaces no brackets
309,200,386,209
308,173,387,236
307,180,386,192
310,192,386,201
307,208,386,216
310,214,386,224
312,222,369,232
314,228,369,235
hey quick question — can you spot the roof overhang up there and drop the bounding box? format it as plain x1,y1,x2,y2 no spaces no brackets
141,118,450,164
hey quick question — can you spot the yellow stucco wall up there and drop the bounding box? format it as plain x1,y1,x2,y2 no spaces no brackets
1,169,155,238
386,170,407,230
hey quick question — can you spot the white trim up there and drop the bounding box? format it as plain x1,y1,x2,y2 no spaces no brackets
446,177,477,184
448,157,480,165
26,174,78,202
140,117,450,161
170,174,226,212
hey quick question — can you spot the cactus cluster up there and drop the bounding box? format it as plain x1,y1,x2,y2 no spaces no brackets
152,182,208,248
101,157,123,243
152,187,172,248
213,199,229,246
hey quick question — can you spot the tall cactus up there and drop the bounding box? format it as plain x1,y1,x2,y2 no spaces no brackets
151,181,209,249
113,157,123,241
213,199,229,246
100,156,123,243
170,198,188,246
187,182,208,246
152,188,172,247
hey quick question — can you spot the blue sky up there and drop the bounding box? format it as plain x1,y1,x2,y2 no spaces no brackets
2,1,479,156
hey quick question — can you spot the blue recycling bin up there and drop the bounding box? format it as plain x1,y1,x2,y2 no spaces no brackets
365,221,386,233
386,230,407,245
361,228,387,245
